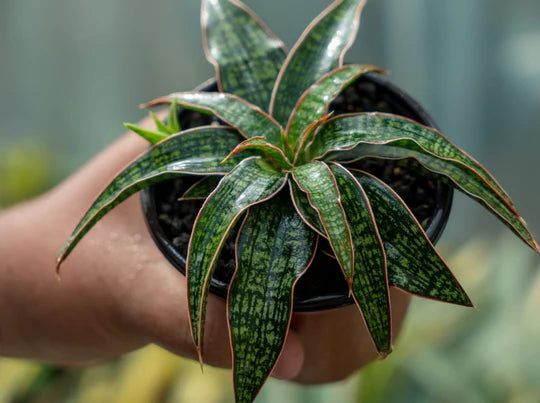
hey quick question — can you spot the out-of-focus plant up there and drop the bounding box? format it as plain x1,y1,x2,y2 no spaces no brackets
0,142,52,207
0,347,233,403
356,234,540,403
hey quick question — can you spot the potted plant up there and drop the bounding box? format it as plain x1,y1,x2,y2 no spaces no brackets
56,0,539,401
139,74,455,314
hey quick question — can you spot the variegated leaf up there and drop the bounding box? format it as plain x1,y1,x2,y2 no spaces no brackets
352,170,473,306
202,0,287,110
289,180,324,236
224,137,292,169
310,113,513,206
143,92,283,147
270,0,367,125
229,196,316,402
179,176,221,200
291,161,354,283
57,127,244,269
329,163,391,354
310,113,539,253
287,64,384,150
187,158,287,361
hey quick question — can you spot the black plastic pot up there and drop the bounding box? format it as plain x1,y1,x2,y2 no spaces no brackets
140,74,453,312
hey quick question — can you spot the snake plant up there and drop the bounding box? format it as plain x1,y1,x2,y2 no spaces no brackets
56,0,539,401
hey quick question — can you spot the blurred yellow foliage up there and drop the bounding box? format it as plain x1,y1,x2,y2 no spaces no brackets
0,359,42,402
0,142,52,207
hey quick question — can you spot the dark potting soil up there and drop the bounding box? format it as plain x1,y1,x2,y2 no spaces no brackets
149,75,445,307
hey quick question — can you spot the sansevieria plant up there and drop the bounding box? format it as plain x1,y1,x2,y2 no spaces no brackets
56,0,540,401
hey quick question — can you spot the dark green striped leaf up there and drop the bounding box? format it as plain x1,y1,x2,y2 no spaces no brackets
180,176,221,200
287,64,384,150
202,0,287,111
224,137,292,169
57,127,244,269
358,141,538,253
291,161,354,283
144,92,283,146
229,196,316,403
289,180,324,236
329,163,390,354
310,113,513,206
270,0,367,126
310,113,539,253
187,158,287,360
353,170,472,306
123,122,168,145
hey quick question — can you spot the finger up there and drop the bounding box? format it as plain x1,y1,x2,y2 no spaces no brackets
133,267,233,369
94,191,232,368
271,330,305,380
290,288,410,384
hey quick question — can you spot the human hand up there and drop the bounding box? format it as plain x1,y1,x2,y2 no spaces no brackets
290,288,409,384
0,116,301,377
0,114,409,382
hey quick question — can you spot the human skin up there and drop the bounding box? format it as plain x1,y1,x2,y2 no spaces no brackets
0,113,409,383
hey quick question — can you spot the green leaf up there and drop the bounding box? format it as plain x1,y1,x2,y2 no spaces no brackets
123,122,168,145
144,92,283,146
224,137,292,169
202,0,287,111
287,64,384,151
270,0,367,126
291,161,354,283
289,180,324,236
150,111,174,134
329,163,391,354
310,113,513,206
353,170,472,306
187,158,287,361
309,113,539,253
179,176,221,200
167,100,181,133
230,196,316,403
56,127,244,269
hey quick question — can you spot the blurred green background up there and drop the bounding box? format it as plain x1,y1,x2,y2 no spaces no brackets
1,0,539,401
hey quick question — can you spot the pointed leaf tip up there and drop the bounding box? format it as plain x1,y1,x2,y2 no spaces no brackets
225,137,292,169
270,0,368,125
55,256,63,276
378,346,392,359
330,163,391,354
352,170,473,307
56,127,245,267
123,122,167,145
150,111,174,134
203,0,287,111
311,113,538,253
